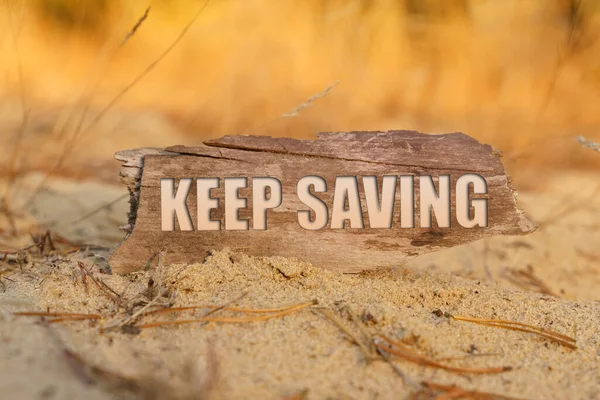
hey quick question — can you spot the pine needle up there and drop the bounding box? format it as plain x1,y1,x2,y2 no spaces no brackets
137,300,316,329
411,381,528,400
450,315,577,349
13,311,101,324
144,302,310,316
375,334,511,375
14,311,101,318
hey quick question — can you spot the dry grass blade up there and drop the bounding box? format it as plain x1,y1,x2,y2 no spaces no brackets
3,0,29,211
63,347,140,390
54,193,129,228
533,0,582,121
450,315,577,349
77,0,211,141
506,2,584,163
410,381,528,400
1,228,100,262
539,183,600,228
576,248,600,262
503,267,557,297
137,300,316,329
281,80,340,118
41,322,140,391
375,335,511,375
122,6,151,45
249,79,340,133
50,324,218,398
482,238,494,282
4,109,29,200
21,1,206,210
22,3,150,196
281,389,310,400
0,199,19,239
0,244,33,254
577,135,600,153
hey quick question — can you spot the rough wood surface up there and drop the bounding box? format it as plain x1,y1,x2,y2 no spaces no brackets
109,130,535,274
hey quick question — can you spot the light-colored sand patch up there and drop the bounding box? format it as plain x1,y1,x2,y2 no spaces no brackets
1,248,599,400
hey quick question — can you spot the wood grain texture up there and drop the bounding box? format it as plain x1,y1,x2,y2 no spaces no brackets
109,130,536,274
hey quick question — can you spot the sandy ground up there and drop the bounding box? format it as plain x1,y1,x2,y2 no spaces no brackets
0,170,599,400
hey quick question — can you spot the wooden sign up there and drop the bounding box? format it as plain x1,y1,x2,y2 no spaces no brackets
109,131,535,274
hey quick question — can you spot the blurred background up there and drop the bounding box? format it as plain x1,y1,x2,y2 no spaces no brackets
2,0,600,176
0,1,599,276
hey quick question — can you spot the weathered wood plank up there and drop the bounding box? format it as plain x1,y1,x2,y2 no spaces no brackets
109,130,535,274
204,131,505,173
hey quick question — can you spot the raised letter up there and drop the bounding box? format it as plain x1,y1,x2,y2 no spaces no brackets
456,174,488,228
225,177,249,230
419,175,451,228
161,178,193,231
253,177,282,230
297,176,328,230
331,176,364,229
363,176,396,228
400,175,415,228
197,178,220,231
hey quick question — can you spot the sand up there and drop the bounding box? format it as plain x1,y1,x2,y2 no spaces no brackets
0,170,599,400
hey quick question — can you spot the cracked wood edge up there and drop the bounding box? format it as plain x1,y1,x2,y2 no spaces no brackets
109,130,536,274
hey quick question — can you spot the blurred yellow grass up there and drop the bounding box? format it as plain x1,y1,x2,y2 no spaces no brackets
1,0,600,173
